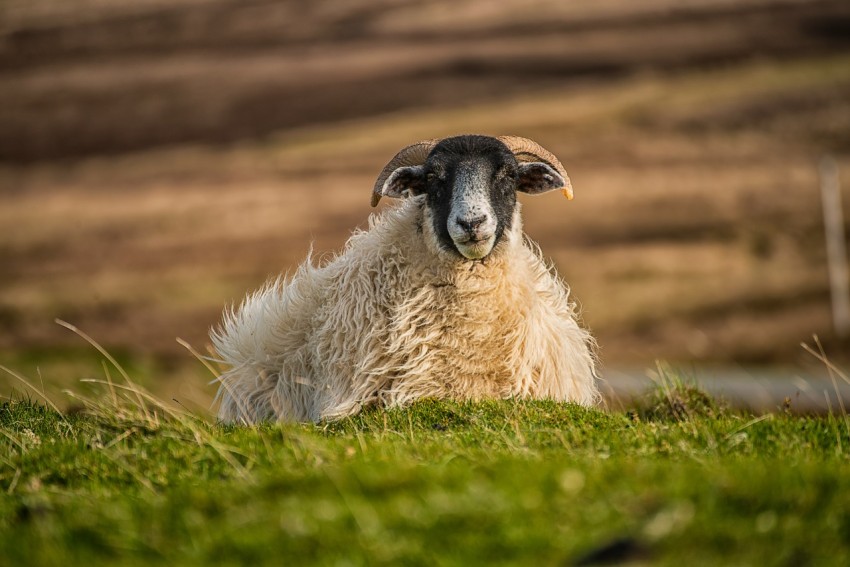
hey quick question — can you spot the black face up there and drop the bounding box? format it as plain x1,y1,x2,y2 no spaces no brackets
380,134,568,260
422,135,519,258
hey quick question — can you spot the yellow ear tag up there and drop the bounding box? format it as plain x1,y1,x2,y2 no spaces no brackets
562,187,574,200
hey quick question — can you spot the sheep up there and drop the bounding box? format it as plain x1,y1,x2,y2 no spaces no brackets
212,134,598,423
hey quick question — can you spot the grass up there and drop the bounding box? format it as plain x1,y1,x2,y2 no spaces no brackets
2,362,850,566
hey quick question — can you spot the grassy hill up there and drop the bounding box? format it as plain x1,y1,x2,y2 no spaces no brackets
3,3,850,563
2,372,849,566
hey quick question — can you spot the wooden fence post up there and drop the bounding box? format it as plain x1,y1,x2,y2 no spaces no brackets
819,156,850,338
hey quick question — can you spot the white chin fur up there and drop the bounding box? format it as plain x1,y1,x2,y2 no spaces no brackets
454,237,495,260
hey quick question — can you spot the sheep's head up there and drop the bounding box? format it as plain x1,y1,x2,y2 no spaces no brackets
372,135,572,260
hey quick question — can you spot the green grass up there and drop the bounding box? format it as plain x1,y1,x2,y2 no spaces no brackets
2,372,850,567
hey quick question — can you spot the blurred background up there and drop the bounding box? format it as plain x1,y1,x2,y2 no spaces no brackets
2,0,849,412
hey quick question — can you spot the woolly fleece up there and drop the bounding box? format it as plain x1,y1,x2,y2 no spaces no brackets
213,197,598,423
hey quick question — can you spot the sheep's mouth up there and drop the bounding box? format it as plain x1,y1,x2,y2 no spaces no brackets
459,236,489,245
453,235,495,260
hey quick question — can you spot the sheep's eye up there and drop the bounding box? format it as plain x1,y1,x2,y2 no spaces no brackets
426,172,438,183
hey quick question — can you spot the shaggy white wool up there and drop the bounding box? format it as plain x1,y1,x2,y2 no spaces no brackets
213,197,598,423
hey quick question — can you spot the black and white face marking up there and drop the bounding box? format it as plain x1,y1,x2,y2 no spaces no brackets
425,137,517,260
443,160,502,259
380,135,567,260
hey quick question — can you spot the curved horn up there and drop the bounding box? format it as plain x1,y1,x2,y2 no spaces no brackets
498,135,573,200
371,139,440,207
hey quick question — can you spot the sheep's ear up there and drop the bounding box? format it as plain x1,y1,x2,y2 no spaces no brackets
516,162,571,197
381,165,427,200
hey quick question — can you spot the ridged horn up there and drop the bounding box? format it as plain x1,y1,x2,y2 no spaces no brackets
371,139,440,207
498,135,573,200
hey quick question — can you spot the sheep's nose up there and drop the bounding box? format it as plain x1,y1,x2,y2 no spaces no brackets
455,215,487,233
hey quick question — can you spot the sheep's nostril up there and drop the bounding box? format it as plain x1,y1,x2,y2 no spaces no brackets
456,215,486,233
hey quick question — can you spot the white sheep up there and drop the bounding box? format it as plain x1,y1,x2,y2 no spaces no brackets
213,135,598,423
